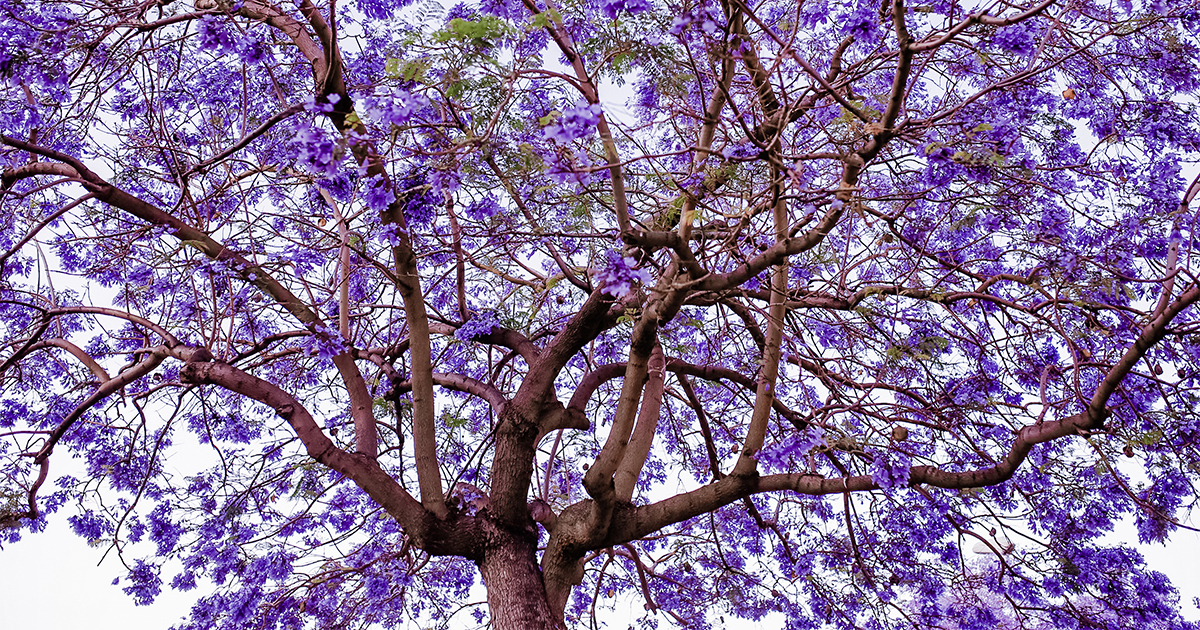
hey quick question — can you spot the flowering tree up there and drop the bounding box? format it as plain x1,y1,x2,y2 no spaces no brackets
5,0,1200,627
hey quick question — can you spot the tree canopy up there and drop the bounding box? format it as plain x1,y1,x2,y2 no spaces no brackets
4,0,1200,627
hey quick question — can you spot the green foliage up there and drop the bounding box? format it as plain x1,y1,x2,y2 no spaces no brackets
433,16,509,47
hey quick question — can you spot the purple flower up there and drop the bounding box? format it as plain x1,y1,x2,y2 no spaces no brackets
431,168,459,195
68,510,110,540
669,8,721,36
362,174,396,211
293,124,342,177
595,250,652,297
357,0,398,20
456,310,500,341
196,16,231,53
993,23,1037,56
362,88,430,127
545,149,598,186
234,33,268,65
465,194,501,220
378,223,408,247
395,174,438,226
721,141,759,161
303,324,349,360
758,427,826,471
543,101,603,144
122,560,163,606
841,1,880,43
596,0,652,19
871,451,911,490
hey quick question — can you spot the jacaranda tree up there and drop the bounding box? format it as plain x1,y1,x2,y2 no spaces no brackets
5,0,1200,627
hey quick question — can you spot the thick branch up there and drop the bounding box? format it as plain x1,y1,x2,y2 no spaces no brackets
613,345,665,501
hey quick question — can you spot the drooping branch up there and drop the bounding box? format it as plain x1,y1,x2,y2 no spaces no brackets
175,356,482,553
27,339,111,382
34,346,169,464
0,136,381,459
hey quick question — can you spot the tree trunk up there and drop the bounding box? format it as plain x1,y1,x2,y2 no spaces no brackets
480,536,566,630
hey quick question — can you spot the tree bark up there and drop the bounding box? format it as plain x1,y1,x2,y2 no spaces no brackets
481,536,566,630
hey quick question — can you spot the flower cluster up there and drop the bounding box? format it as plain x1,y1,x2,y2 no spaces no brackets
993,23,1038,56
871,450,912,490
758,427,826,471
377,223,407,247
196,16,229,52
293,125,342,177
595,0,652,19
302,324,350,361
543,101,603,144
362,174,395,212
669,7,721,35
465,194,501,221
395,174,438,226
841,1,880,43
361,88,429,127
357,0,397,20
545,149,597,186
196,17,268,64
595,250,652,297
455,310,500,341
722,141,759,161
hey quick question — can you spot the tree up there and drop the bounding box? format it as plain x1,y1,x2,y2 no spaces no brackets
3,0,1200,627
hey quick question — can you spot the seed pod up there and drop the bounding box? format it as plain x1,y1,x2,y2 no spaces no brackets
891,426,909,442
1062,88,1077,99
1153,363,1163,376
317,217,327,227
1123,445,1135,458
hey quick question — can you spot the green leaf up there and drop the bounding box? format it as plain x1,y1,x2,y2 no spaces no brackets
385,58,403,78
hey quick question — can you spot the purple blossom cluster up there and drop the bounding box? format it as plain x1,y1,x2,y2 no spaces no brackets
594,250,652,297
841,1,880,43
595,0,652,19
871,451,912,490
669,7,721,36
292,124,342,177
362,174,396,212
301,324,350,361
195,17,269,64
757,427,826,471
395,174,438,226
465,194,501,221
375,223,405,249
721,141,759,161
993,23,1038,56
545,149,598,186
361,88,430,127
543,101,603,144
455,310,500,341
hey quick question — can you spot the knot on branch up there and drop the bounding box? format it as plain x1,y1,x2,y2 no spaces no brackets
529,499,558,531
